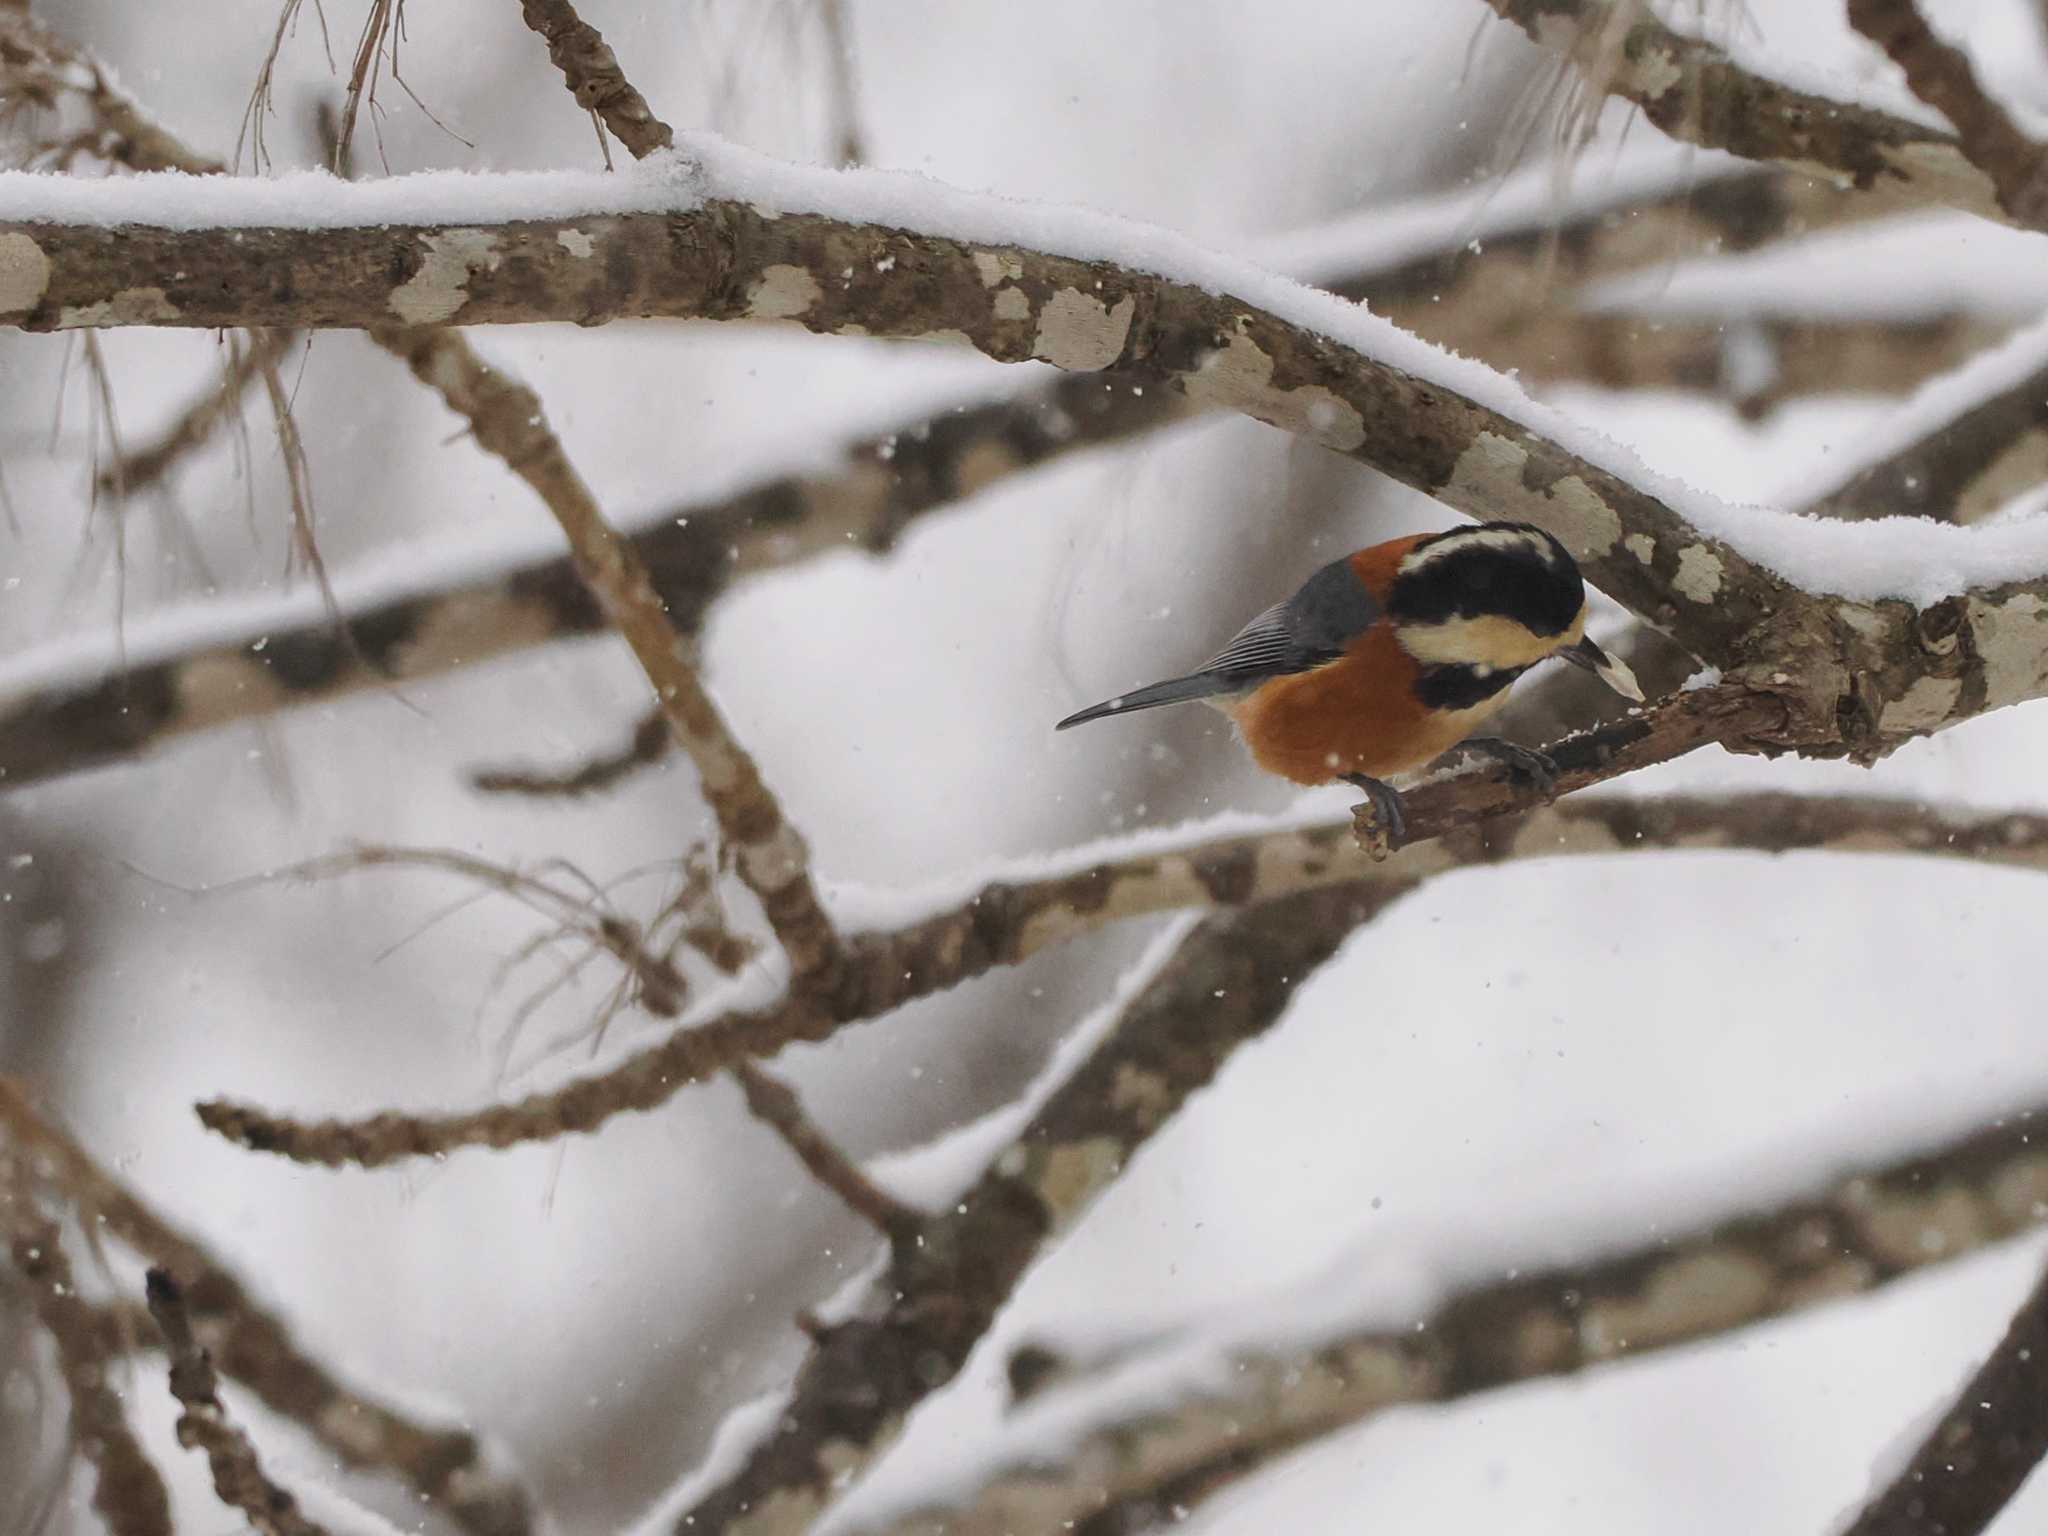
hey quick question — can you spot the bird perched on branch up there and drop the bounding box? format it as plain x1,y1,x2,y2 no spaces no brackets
1056,521,1643,850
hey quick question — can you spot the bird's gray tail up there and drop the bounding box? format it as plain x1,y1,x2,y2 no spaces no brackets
1055,672,1232,730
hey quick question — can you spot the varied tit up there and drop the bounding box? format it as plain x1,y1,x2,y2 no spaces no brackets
1055,521,1643,846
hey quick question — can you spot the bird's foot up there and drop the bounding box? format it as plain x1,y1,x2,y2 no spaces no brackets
1341,773,1408,861
1457,737,1560,797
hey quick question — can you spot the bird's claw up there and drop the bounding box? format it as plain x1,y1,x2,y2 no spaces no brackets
1342,774,1407,862
1459,738,1560,798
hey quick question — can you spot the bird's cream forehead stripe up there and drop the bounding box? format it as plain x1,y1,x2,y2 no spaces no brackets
1397,525,1554,575
1397,606,1587,669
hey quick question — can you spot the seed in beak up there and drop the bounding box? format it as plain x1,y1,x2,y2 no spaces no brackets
1562,635,1645,702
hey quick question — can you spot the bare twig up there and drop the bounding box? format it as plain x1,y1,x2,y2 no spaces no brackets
469,704,671,796
98,328,301,497
146,1268,333,1536
890,1099,2048,1535
1847,0,2048,227
516,0,675,159
376,326,841,983
731,1061,918,1239
815,0,865,166
3,1211,172,1536
0,1079,536,1536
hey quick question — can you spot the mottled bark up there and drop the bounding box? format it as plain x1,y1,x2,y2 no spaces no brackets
0,176,1801,662
888,1101,2048,1535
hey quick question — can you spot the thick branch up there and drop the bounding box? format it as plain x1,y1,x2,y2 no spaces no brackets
190,688,1757,1166
674,889,1385,1536
886,1097,2048,1535
0,149,1808,663
0,160,1920,792
1837,1258,2048,1536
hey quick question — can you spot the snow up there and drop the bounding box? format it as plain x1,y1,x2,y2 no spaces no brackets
620,1387,796,1536
864,912,1204,1211
1780,308,2048,509
12,130,2048,607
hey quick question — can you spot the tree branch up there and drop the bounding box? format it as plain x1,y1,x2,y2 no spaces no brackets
0,146,1808,664
515,0,674,159
882,1096,2048,1535
0,1079,536,1536
1846,0,2048,227
1836,1264,2048,1536
1480,0,2025,230
146,1268,333,1536
2,1206,172,1536
189,687,1758,1166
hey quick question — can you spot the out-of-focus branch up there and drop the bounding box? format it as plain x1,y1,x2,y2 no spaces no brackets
673,888,1387,1536
731,1060,918,1239
0,1079,537,1536
1836,1255,2048,1536
146,1268,333,1536
516,0,674,159
1847,0,2048,227
2,1207,172,1536
98,327,300,496
1481,0,2022,229
887,1099,2048,1535
1802,342,2048,523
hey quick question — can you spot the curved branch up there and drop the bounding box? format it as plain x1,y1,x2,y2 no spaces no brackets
0,144,1805,662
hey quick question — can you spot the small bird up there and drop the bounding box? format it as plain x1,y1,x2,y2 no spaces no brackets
1055,522,1643,847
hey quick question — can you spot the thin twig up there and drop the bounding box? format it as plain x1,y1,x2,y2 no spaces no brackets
731,1061,918,1239
516,0,674,159
0,1079,536,1536
4,1211,172,1536
146,1269,333,1536
469,705,671,796
98,328,300,497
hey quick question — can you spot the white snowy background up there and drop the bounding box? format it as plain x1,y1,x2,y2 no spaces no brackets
6,1,2048,1532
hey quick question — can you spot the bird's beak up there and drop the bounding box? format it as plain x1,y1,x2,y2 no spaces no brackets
1562,635,1645,703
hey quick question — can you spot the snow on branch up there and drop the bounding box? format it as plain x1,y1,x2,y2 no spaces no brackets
1836,1253,2048,1536
0,136,1805,662
0,150,1886,793
1481,0,2022,230
873,1091,2048,1535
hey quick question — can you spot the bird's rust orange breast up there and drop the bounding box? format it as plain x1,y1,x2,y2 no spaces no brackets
1224,621,1506,785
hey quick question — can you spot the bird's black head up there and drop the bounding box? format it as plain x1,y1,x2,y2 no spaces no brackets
1386,522,1588,673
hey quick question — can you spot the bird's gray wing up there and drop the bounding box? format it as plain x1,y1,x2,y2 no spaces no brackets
1199,556,1379,690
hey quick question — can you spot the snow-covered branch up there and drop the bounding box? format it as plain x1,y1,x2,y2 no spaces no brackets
1480,0,2023,230
0,140,1803,662
877,1093,2048,1535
